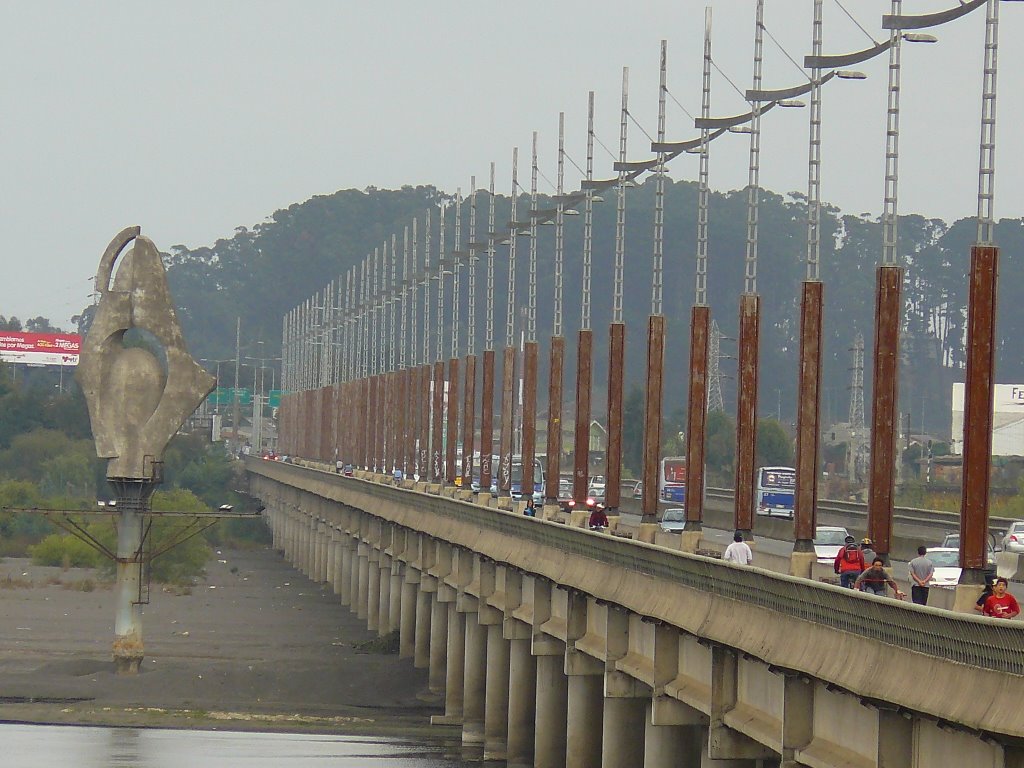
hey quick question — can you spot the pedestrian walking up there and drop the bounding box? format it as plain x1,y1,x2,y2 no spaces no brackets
834,536,865,588
980,577,1020,619
855,558,905,599
723,532,753,565
907,546,935,606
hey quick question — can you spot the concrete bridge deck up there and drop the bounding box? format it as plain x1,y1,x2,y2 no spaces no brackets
248,456,1024,768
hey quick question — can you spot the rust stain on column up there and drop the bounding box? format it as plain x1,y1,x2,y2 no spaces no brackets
499,346,516,495
462,355,477,486
445,358,460,485
686,306,710,528
383,373,393,473
406,368,418,477
420,364,431,480
546,337,565,502
521,341,539,498
606,323,625,512
432,362,445,482
734,294,760,535
641,315,665,522
867,265,904,561
397,369,408,476
961,245,999,573
573,330,593,504
794,281,824,543
368,376,378,471
480,350,496,492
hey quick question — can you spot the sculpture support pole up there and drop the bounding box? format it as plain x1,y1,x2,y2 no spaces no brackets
960,245,998,578
573,330,593,504
734,294,760,538
605,323,625,513
640,316,665,523
113,503,145,673
521,342,539,499
545,337,565,503
793,282,823,551
480,350,496,492
684,307,710,537
867,266,903,562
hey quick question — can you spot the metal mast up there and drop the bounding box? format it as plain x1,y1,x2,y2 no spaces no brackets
613,67,628,325
806,0,824,281
652,40,667,317
486,164,496,352
744,0,764,295
976,0,999,246
882,0,903,266
468,178,478,357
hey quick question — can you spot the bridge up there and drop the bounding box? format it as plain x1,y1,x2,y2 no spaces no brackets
248,457,1024,768
232,2,1024,765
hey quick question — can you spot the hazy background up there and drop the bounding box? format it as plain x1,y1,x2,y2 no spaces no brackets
2,0,1020,328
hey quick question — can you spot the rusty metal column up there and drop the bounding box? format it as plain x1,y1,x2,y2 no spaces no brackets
446,358,460,485
368,375,379,472
960,245,998,578
420,364,431,481
734,294,760,537
793,282,823,557
432,361,445,484
640,316,664,524
573,330,593,504
867,266,903,563
521,341,538,500
685,307,710,540
499,347,516,497
397,368,408,478
462,354,477,487
546,337,565,503
605,323,625,514
480,350,495,495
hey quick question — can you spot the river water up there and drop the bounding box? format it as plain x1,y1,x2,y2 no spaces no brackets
3,724,493,767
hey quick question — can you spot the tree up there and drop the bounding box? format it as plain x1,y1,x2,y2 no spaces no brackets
756,419,793,468
705,411,736,483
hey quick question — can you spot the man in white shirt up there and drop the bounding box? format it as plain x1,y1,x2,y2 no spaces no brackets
723,532,753,565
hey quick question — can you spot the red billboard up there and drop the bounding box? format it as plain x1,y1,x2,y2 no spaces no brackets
0,331,81,366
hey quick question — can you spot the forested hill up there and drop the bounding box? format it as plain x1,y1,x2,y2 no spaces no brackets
133,179,1024,437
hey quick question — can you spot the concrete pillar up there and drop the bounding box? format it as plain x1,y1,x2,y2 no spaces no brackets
349,535,360,612
339,536,355,606
430,601,465,725
534,651,568,768
389,561,403,635
781,675,813,768
271,506,282,551
366,549,380,632
876,708,912,768
414,586,432,668
602,696,647,767
306,515,317,577
428,593,448,693
325,527,337,592
710,646,776,762
483,623,510,759
332,536,344,597
566,672,603,768
316,520,328,582
506,635,537,768
356,541,369,621
377,553,392,636
400,577,417,659
643,717,701,768
462,612,487,745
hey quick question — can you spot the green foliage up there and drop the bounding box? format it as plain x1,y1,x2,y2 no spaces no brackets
29,534,102,568
705,411,736,484
756,419,793,468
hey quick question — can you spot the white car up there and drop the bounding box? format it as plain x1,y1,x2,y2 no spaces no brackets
1001,521,1024,554
659,508,686,534
925,547,961,589
813,526,850,564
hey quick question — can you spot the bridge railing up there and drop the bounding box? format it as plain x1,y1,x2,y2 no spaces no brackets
251,458,1024,677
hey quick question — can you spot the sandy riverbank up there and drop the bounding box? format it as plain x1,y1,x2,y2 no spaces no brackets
0,547,444,736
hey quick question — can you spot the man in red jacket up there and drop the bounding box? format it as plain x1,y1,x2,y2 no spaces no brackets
834,536,865,588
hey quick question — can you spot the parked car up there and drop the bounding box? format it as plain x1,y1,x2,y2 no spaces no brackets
940,532,996,565
812,526,850,565
659,508,686,534
1001,521,1024,553
925,547,962,589
630,480,643,499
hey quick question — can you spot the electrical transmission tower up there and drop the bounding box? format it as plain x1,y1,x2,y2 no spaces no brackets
848,332,868,483
708,319,726,413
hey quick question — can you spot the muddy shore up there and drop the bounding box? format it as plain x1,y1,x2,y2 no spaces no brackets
0,548,446,736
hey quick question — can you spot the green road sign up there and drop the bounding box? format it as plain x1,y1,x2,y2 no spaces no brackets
208,387,251,406
268,389,285,408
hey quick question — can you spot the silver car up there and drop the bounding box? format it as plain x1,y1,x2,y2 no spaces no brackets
813,526,850,564
1001,521,1024,554
659,508,686,534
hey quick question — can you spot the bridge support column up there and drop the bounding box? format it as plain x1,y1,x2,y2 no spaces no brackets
389,560,403,641
399,568,419,659
366,548,380,632
271,505,282,552
429,591,449,694
483,622,510,760
332,529,345,596
339,535,356,606
506,630,536,768
534,642,568,768
430,596,465,725
566,650,604,768
317,519,329,583
462,609,487,745
415,578,433,669
876,708,912,768
377,553,392,635
356,541,369,621
325,526,337,592
644,706,702,768
602,695,647,767
781,675,813,768
306,514,318,577
710,646,777,762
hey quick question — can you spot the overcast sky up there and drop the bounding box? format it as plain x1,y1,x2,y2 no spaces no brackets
2,1,1021,330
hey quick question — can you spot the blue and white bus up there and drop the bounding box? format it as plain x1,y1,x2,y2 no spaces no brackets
658,456,687,503
756,466,796,518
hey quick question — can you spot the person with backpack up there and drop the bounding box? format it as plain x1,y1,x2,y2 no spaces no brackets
834,535,865,588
